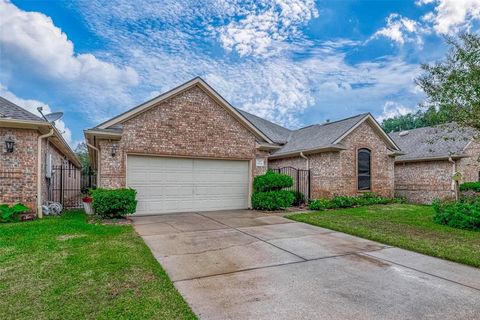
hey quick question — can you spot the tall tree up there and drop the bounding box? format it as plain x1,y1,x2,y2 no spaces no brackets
381,106,449,133
416,33,480,130
75,142,90,169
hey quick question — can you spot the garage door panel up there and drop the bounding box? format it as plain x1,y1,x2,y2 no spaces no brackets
127,156,249,215
195,185,247,196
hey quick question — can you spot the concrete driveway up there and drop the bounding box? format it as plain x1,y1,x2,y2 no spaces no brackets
132,210,480,320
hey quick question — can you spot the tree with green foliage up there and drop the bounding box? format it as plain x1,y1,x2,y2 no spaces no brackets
381,106,449,133
416,33,480,130
75,142,90,169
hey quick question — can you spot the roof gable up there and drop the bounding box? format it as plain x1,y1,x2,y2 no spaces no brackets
334,114,400,150
96,77,273,143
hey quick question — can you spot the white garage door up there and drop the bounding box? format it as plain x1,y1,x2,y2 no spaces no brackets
126,155,250,215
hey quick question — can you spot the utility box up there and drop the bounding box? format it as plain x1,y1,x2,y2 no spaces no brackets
45,153,53,178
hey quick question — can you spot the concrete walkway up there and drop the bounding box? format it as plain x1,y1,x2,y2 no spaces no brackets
132,210,480,320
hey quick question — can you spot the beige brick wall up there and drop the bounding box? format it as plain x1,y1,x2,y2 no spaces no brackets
457,138,480,183
98,85,259,188
393,139,479,204
0,127,80,212
254,150,270,176
394,160,454,204
0,128,38,210
270,121,395,199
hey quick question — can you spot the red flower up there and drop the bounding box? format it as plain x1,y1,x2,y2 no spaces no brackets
82,196,92,203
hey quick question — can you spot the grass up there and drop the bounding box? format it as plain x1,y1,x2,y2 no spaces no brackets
288,204,480,268
0,211,196,320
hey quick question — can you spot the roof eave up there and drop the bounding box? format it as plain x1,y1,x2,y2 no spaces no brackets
256,142,282,151
0,119,81,167
394,154,468,163
269,144,346,159
0,118,50,130
84,129,123,140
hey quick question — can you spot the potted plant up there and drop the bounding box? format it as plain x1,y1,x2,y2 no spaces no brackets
82,195,94,215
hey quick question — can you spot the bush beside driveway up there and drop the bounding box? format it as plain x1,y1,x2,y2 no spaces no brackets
0,211,196,320
288,204,480,268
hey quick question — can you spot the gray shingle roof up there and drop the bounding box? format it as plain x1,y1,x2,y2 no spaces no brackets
0,96,44,122
272,113,369,156
389,124,476,161
235,109,292,144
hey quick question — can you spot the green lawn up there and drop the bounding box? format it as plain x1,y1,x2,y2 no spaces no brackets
288,204,480,268
0,211,196,320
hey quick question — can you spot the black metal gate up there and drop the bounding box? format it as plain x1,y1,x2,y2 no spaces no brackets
271,167,310,205
48,165,96,209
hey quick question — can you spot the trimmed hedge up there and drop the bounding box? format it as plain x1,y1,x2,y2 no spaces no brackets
251,171,295,210
309,193,397,211
251,190,295,210
433,197,480,231
91,188,137,218
459,182,480,192
253,170,293,192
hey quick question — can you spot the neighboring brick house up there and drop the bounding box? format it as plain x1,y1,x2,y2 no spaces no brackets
85,77,402,215
0,97,81,216
390,125,480,204
266,114,402,198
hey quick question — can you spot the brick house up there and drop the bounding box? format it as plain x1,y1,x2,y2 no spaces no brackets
0,97,81,216
390,125,480,204
85,77,402,215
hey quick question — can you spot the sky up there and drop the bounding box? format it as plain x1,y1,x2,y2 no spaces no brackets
1,0,479,148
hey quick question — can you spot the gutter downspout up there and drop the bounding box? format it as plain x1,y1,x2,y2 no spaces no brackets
300,152,309,169
86,142,100,187
448,156,458,201
37,129,54,218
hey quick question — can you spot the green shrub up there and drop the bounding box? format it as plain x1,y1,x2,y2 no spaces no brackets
292,191,306,205
459,182,480,192
332,196,360,208
251,190,295,210
91,188,137,218
0,203,30,223
308,193,396,211
433,198,480,231
253,171,293,192
308,198,336,210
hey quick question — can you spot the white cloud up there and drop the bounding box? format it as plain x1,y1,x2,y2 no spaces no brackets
377,101,417,122
217,0,318,57
419,0,480,34
372,13,424,45
0,84,75,146
3,0,425,132
0,0,139,122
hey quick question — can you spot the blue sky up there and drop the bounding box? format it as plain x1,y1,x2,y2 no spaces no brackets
1,0,479,147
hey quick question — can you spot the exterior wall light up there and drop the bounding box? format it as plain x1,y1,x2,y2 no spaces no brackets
5,137,15,153
111,145,118,157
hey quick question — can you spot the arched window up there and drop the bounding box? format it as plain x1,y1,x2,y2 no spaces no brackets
358,148,371,190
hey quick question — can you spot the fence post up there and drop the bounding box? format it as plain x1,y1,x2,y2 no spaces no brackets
59,165,64,207
296,169,300,192
308,170,311,201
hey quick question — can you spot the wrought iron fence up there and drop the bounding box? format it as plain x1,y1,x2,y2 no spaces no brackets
271,167,310,205
47,165,96,209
